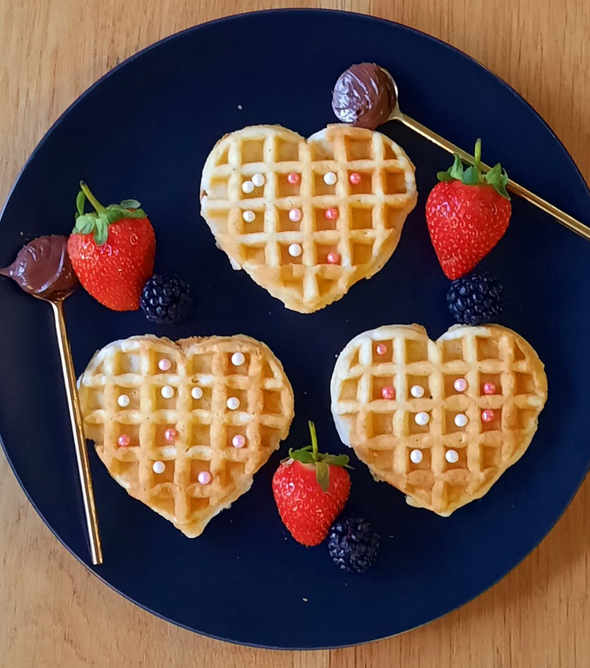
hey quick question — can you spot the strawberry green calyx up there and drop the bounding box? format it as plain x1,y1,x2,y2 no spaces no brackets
287,421,351,493
437,139,510,200
73,181,147,246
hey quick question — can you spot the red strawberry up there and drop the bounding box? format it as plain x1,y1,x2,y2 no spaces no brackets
67,182,155,311
426,139,512,280
272,421,351,547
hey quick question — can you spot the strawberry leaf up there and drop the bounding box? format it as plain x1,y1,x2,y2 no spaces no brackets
120,198,141,209
73,214,97,235
315,460,330,493
322,454,352,468
94,217,108,246
104,209,126,226
289,448,315,464
484,162,511,200
76,190,86,218
462,166,480,185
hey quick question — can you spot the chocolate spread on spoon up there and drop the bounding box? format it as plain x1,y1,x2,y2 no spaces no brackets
0,235,78,299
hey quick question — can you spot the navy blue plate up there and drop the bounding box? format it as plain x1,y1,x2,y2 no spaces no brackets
1,9,589,650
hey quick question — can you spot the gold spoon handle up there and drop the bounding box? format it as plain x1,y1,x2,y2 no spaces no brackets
50,300,103,565
398,113,590,242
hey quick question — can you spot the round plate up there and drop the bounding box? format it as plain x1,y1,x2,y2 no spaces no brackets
1,9,589,650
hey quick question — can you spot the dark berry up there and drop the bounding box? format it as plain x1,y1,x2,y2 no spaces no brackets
328,516,379,573
140,274,194,324
447,272,506,325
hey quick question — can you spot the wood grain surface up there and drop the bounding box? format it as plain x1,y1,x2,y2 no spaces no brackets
1,1,590,666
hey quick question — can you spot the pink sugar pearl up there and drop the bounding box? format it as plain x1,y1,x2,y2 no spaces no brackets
454,378,467,392
482,409,495,423
158,358,171,371
198,471,212,485
349,172,362,185
289,208,302,222
326,252,340,264
381,386,395,400
117,434,130,447
232,435,246,448
287,172,300,185
325,208,339,220
164,428,178,442
376,344,387,356
483,382,497,395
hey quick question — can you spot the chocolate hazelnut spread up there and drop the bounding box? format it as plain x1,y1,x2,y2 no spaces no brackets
332,63,397,130
0,235,78,299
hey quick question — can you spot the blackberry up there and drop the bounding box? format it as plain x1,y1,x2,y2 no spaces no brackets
447,272,505,325
328,516,379,573
140,274,194,324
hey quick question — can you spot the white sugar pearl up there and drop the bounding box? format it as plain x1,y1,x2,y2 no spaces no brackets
445,450,459,464
191,387,203,400
242,210,256,223
323,171,337,185
117,394,130,407
415,412,430,426
410,449,423,464
288,243,302,257
288,208,302,222
454,413,468,428
241,180,255,193
454,378,468,392
227,397,240,410
231,352,245,366
158,359,171,371
152,461,165,474
198,471,212,485
161,385,174,399
410,385,425,398
251,173,265,187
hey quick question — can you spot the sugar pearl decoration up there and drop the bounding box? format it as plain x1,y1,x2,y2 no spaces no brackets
410,449,423,464
231,352,245,366
288,243,302,257
376,344,387,356
158,358,171,371
198,471,212,485
483,382,497,395
191,387,203,400
161,385,174,399
287,172,300,185
227,397,240,410
349,172,362,185
242,210,256,223
482,409,495,423
454,413,468,428
117,434,130,447
325,208,339,220
117,394,130,407
454,378,468,392
241,180,255,193
323,171,337,185
288,208,302,222
251,173,265,187
326,252,340,264
164,428,177,442
410,385,424,398
445,450,459,464
415,412,430,426
381,386,395,400
232,435,246,449
152,461,166,474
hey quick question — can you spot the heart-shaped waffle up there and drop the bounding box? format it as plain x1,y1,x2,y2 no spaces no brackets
331,324,547,515
78,334,294,537
200,124,417,313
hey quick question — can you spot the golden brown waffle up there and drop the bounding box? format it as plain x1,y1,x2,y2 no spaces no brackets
200,124,417,313
78,334,294,537
331,324,547,515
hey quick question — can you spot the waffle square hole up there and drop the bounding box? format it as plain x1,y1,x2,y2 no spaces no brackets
514,342,527,361
384,169,407,194
263,390,284,415
348,171,373,194
190,384,212,410
241,140,265,163
190,497,210,513
190,459,211,485
317,244,339,264
384,204,404,230
373,340,393,362
205,177,229,200
314,208,338,231
408,375,431,400
277,207,301,232
190,422,211,447
350,205,374,230
225,425,248,449
310,141,334,161
407,447,431,471
443,410,470,435
227,353,250,376
514,408,538,430
276,174,301,198
216,146,229,165
240,177,260,200
313,171,337,196
118,353,142,375
277,140,300,162
443,374,468,398
190,354,213,375
442,338,465,363
383,144,398,160
345,137,371,160
279,243,303,265
443,448,467,471
339,377,359,402
116,387,140,411
225,388,248,412
154,384,179,411
86,389,104,411
514,372,535,395
154,354,176,375
351,241,374,265
479,373,502,396
115,422,140,448
409,411,431,435
370,412,394,436
205,208,229,234
477,337,500,361
150,459,175,484
482,407,502,431
153,424,180,451
240,208,265,234
406,339,429,363
372,376,395,401
482,445,501,469
111,459,139,481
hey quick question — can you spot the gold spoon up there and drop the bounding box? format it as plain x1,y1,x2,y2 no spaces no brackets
0,237,103,565
386,75,590,241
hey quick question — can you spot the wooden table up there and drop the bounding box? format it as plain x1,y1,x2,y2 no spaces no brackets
1,1,589,665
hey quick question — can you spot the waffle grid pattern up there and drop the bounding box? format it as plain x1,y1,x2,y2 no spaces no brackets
331,325,547,515
200,124,417,313
79,335,294,537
